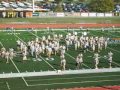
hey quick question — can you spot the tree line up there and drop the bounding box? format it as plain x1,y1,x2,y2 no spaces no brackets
54,0,119,12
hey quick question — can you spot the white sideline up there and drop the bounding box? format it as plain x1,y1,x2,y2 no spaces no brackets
1,27,120,32
28,79,120,86
0,68,120,78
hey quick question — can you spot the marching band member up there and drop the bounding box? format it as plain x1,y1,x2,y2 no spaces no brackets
1,47,6,58
47,46,52,58
9,48,14,60
16,39,21,50
30,43,35,57
108,51,113,68
76,53,83,69
94,52,99,69
61,57,66,71
60,53,65,60
5,51,10,63
22,51,27,61
60,45,66,55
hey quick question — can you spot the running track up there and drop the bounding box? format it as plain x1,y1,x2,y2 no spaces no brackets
0,23,120,29
62,86,120,90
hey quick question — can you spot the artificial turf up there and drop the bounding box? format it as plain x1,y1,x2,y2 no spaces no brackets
0,28,120,90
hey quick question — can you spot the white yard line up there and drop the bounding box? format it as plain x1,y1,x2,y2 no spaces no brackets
28,79,120,86
88,47,120,67
65,53,91,69
28,31,39,37
112,62,120,67
10,58,29,86
87,31,120,53
90,29,120,54
40,56,57,71
13,32,56,71
29,31,91,69
6,82,10,90
58,30,91,69
28,32,57,71
0,42,4,47
26,74,120,82
13,34,27,46
107,47,120,54
0,41,28,87
90,33,120,54
101,53,120,67
94,31,120,53
89,32,120,67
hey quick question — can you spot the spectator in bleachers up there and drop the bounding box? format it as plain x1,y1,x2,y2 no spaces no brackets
115,4,120,12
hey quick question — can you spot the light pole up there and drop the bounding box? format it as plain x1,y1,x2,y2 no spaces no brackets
32,0,35,12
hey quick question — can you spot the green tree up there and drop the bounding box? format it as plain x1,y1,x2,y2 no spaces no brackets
89,0,114,12
114,0,120,4
55,0,62,4
53,0,63,12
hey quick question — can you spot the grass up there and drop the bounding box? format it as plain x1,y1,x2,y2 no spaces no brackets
0,72,120,90
0,17,120,24
0,28,120,90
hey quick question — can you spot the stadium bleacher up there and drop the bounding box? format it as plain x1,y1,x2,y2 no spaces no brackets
0,1,119,13
115,4,120,12
38,2,88,12
62,3,88,12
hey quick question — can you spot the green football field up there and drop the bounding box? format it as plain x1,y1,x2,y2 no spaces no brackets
0,28,120,90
